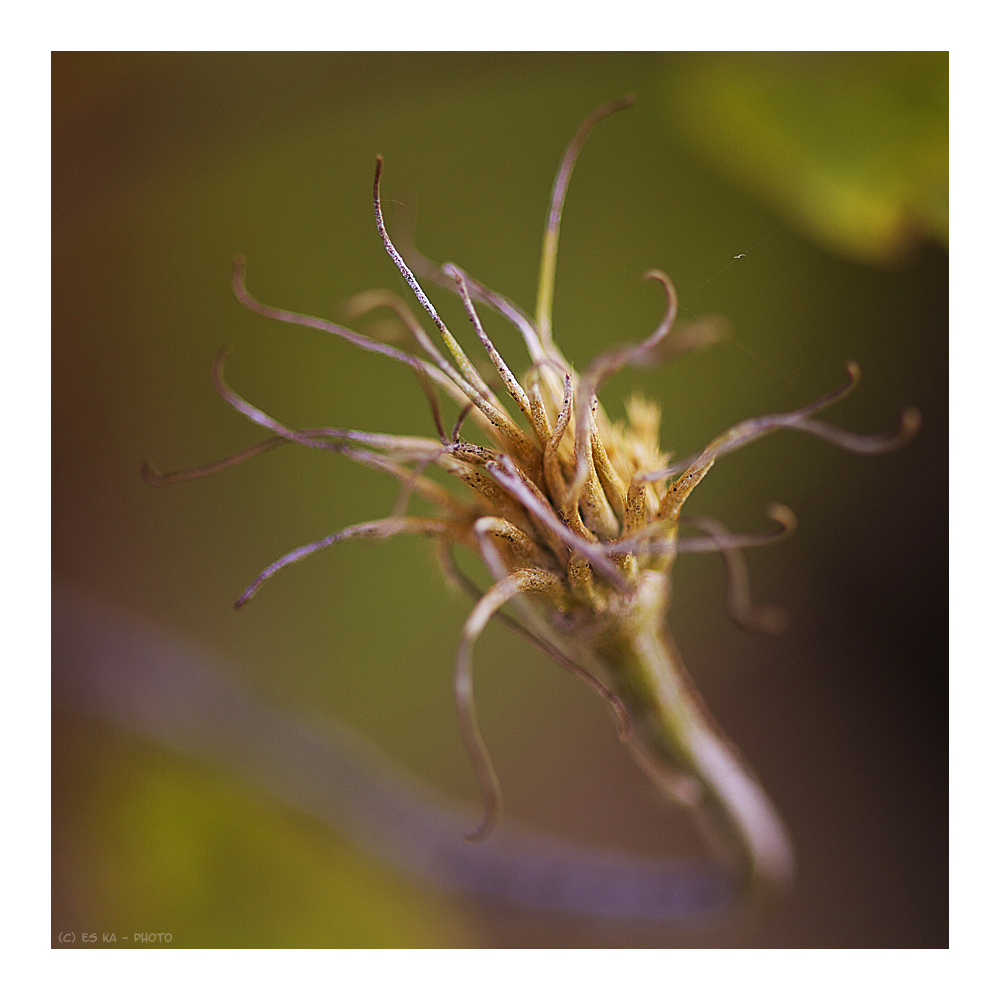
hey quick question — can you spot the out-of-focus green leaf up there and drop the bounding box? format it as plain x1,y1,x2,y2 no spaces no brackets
659,52,948,266
53,713,476,948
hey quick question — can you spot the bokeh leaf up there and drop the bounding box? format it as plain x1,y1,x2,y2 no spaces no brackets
659,52,948,266
53,712,475,948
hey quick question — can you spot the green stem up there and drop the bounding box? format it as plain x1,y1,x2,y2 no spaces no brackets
597,590,795,904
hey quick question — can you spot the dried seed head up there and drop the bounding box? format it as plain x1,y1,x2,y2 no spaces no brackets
147,99,918,892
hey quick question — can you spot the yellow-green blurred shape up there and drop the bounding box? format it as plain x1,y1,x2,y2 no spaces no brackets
659,52,948,266
53,713,476,948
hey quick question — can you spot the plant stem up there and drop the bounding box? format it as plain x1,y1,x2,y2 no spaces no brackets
54,586,734,921
602,614,795,905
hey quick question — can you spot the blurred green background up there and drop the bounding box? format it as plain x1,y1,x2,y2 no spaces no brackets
52,52,947,947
